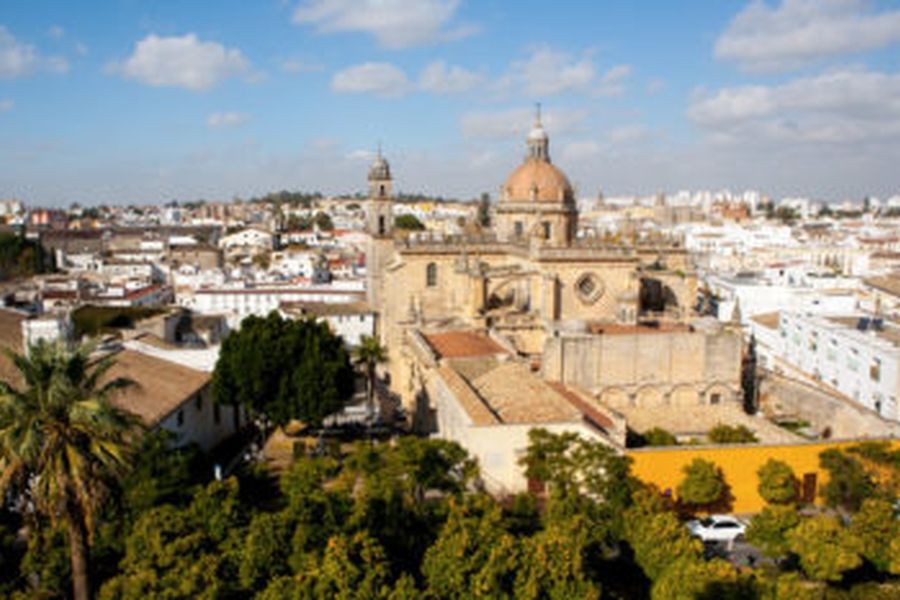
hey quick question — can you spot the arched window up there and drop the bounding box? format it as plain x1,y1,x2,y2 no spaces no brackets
426,262,437,287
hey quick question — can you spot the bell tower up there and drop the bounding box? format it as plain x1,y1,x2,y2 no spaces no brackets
365,147,396,322
366,146,393,238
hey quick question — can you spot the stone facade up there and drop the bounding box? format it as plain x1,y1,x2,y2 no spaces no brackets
365,116,736,419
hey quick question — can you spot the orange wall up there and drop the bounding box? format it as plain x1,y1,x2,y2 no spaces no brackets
626,439,900,514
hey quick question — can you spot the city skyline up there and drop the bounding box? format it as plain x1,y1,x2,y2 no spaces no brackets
2,0,900,205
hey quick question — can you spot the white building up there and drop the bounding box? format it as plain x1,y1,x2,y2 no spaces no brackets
763,312,900,422
185,282,365,328
706,272,859,325
220,228,274,252
280,301,375,347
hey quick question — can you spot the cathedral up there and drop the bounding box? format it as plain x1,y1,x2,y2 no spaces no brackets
365,111,741,431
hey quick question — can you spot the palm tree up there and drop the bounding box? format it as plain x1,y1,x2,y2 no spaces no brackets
353,336,387,423
0,340,139,600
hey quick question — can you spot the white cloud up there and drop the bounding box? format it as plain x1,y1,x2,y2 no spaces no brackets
609,124,649,144
560,140,602,162
560,125,652,163
495,47,596,96
281,57,323,73
111,34,252,91
346,149,375,161
595,64,631,97
75,42,89,57
716,0,900,72
461,106,588,140
0,99,13,112
418,60,481,93
646,78,665,95
292,0,476,49
48,25,65,39
0,25,68,78
689,68,900,144
331,62,411,97
207,111,250,128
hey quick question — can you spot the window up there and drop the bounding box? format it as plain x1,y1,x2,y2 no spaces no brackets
426,262,438,287
213,403,221,425
870,358,881,382
176,409,185,428
514,221,524,237
378,215,385,236
195,394,203,412
542,221,552,239
710,393,722,405
574,272,603,304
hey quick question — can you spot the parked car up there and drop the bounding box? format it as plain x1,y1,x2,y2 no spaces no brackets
687,515,747,543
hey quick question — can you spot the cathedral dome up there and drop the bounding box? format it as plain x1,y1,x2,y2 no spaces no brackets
500,105,574,204
368,153,391,181
502,158,574,203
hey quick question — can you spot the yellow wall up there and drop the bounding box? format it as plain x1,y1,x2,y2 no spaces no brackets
627,439,900,514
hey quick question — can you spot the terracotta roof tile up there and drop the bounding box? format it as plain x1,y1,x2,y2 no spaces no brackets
423,330,508,359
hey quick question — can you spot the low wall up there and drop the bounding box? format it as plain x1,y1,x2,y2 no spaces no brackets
627,438,900,514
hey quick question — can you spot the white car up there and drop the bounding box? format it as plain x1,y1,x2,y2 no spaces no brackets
686,515,747,543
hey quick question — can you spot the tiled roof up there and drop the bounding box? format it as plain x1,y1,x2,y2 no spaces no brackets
0,311,207,428
435,366,498,426
423,330,508,359
469,362,580,424
104,349,209,427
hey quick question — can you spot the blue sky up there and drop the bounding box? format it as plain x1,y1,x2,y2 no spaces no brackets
2,0,900,206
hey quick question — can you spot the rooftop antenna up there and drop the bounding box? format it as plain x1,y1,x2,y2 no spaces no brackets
376,140,382,159
534,102,542,126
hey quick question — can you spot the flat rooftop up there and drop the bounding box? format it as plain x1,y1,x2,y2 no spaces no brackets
826,316,900,348
750,311,780,330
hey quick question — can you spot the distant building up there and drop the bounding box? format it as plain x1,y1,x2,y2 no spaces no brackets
280,300,375,347
763,311,899,421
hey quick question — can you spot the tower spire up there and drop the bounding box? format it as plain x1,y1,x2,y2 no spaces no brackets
526,102,549,161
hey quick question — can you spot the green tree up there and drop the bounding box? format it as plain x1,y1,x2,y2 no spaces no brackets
745,505,801,560
891,536,900,575
819,448,875,512
212,312,354,426
677,459,726,509
847,498,897,572
641,427,678,447
650,557,743,600
314,211,334,231
239,511,294,590
99,479,245,599
287,214,312,231
0,341,138,600
707,424,758,444
353,335,387,422
757,459,799,505
394,214,425,231
786,514,861,582
477,193,491,228
0,232,54,281
623,489,703,581
514,515,600,600
519,428,635,508
422,496,518,598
